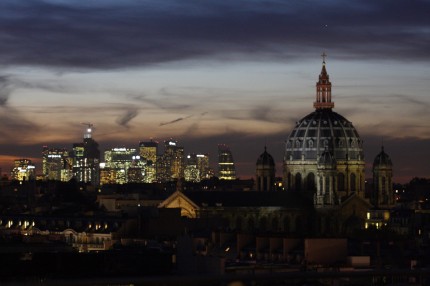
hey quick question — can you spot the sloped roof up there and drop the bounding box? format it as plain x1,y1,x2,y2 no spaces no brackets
183,191,313,209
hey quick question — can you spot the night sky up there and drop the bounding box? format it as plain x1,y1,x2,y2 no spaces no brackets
0,0,429,183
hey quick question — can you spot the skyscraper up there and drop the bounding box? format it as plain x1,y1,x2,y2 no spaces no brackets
184,154,199,182
139,140,158,183
218,144,236,180
127,155,147,183
158,139,184,182
184,153,212,182
42,146,71,181
72,125,100,185
11,159,35,181
103,147,137,184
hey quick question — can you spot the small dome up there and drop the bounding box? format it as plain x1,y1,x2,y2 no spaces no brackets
373,146,392,167
257,147,275,167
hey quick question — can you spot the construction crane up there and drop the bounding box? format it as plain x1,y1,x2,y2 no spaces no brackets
81,122,94,138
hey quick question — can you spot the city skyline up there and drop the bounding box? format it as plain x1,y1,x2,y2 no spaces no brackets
0,0,430,183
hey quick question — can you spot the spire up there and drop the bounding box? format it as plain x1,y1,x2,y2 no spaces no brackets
314,52,334,110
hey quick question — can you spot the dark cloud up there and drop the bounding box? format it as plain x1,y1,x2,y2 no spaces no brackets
115,108,138,128
0,75,12,106
0,106,40,143
0,0,429,70
129,94,191,110
160,115,193,126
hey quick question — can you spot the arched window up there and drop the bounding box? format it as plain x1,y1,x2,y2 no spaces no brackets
307,173,316,191
283,217,290,233
247,217,255,232
308,140,314,148
296,140,301,148
236,216,243,231
350,173,356,192
295,173,302,191
338,173,345,192
259,217,267,232
295,217,303,234
272,217,279,232
287,172,292,190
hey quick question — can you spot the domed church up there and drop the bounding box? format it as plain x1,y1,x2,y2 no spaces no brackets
283,54,366,208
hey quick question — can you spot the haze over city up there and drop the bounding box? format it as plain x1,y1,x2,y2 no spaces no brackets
0,0,429,183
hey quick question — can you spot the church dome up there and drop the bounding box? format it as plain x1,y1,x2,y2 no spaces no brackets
285,55,364,162
373,146,392,167
285,109,364,161
257,147,275,167
283,54,366,202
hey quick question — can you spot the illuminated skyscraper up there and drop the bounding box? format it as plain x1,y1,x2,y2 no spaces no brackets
103,147,137,184
127,156,147,183
11,159,35,181
72,125,100,185
184,153,212,182
196,153,212,180
158,139,184,182
42,146,71,181
139,140,158,183
218,144,236,180
184,154,199,182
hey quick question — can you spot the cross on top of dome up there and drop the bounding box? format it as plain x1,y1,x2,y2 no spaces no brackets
314,52,334,110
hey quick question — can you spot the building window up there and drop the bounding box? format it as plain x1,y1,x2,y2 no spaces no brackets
307,173,316,191
338,173,345,192
295,173,302,191
350,173,356,192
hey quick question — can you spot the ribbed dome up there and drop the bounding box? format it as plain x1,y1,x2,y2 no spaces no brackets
285,109,364,161
257,147,275,167
373,146,392,167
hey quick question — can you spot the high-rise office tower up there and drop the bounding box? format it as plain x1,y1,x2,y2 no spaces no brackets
196,153,212,180
11,159,36,181
139,140,158,183
158,139,184,182
184,153,212,182
184,154,199,182
42,146,70,181
218,144,236,180
72,125,100,185
127,155,147,183
103,147,137,184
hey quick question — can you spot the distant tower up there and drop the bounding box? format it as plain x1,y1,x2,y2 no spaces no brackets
184,154,199,182
185,153,212,182
11,159,35,181
72,124,100,185
42,146,70,181
158,139,184,182
103,147,137,184
256,147,275,191
139,139,158,183
218,144,236,180
372,146,394,208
